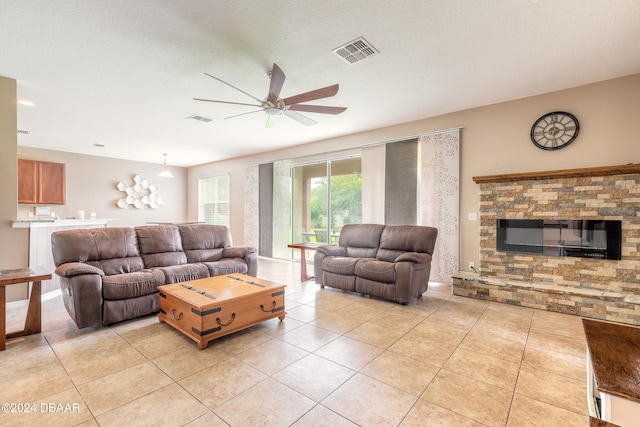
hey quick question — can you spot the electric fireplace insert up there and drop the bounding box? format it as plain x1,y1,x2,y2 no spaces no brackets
496,219,622,260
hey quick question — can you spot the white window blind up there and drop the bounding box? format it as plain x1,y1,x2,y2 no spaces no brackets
198,174,230,226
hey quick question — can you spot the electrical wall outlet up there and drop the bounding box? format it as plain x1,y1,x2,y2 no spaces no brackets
468,262,475,270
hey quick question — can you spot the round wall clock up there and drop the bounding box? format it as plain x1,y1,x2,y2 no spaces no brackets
530,111,580,150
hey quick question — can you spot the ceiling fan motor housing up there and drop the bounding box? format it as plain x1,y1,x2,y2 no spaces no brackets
262,99,285,115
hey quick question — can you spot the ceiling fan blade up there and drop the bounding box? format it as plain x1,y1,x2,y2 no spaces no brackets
284,109,317,126
287,104,347,115
282,84,339,106
265,115,278,128
268,63,286,103
203,72,263,103
193,98,261,108
224,109,263,120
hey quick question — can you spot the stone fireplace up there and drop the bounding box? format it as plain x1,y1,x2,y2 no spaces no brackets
453,164,640,325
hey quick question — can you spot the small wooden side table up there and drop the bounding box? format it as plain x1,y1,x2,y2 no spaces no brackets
0,266,51,351
288,243,323,282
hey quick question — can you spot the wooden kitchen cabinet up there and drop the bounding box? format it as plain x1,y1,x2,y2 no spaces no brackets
18,159,66,204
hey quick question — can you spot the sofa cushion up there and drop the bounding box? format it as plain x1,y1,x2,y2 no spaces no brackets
356,277,396,301
183,248,224,263
322,256,362,276
355,259,396,283
87,257,145,276
103,294,159,325
322,271,356,292
179,224,232,263
338,224,385,258
52,227,142,271
202,259,248,276
377,225,438,263
156,263,210,284
102,269,165,300
135,225,187,267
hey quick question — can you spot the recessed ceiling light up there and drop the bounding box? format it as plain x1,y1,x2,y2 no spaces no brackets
17,100,35,106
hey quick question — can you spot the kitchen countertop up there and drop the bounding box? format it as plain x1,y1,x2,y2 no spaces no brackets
11,219,117,228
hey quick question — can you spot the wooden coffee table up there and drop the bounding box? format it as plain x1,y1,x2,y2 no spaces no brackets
157,274,286,349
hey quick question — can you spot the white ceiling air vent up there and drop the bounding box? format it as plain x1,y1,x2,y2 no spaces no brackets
186,114,212,123
333,37,378,64
17,129,30,135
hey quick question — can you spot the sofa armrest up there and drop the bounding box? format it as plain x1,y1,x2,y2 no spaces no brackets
222,246,258,277
59,274,103,329
394,252,433,304
222,246,256,259
313,245,347,285
315,245,347,257
55,262,105,278
395,252,432,264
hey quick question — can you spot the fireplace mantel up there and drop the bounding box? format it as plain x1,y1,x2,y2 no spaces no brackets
461,162,640,326
473,163,640,184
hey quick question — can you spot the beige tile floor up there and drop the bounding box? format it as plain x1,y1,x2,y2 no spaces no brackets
1,257,589,426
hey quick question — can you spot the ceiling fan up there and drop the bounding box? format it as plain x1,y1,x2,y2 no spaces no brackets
194,63,346,127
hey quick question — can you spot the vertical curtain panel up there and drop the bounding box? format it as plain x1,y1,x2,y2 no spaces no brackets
385,139,418,225
244,164,259,250
418,129,460,283
258,163,274,257
361,144,386,224
272,159,291,260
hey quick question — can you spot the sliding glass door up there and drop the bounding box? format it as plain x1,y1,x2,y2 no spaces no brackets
291,157,362,245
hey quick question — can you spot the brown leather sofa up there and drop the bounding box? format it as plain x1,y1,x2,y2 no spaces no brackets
51,224,257,328
313,224,438,304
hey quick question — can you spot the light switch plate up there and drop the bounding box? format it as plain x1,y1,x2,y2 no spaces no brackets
35,206,51,216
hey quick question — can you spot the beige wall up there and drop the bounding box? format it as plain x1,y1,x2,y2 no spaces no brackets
17,147,188,226
2,74,637,302
0,76,30,301
188,74,640,272
1,144,187,302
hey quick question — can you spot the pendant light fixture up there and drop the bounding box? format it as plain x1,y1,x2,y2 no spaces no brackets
158,153,174,178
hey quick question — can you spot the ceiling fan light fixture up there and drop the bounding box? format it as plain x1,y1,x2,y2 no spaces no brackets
264,107,283,116
158,153,174,178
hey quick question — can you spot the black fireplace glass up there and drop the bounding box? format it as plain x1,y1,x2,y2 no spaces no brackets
496,219,622,260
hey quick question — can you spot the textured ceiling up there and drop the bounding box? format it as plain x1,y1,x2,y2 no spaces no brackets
1,1,639,167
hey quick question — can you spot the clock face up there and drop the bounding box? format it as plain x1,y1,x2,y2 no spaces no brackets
530,111,580,150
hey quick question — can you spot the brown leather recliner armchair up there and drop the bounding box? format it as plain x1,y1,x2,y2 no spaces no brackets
313,224,438,304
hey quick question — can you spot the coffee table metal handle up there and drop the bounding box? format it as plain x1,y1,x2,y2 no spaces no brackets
172,309,183,321
216,313,236,326
261,302,276,312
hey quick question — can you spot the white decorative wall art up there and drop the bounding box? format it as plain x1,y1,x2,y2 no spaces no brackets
116,175,166,209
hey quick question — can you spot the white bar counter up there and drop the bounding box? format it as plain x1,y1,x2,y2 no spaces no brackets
12,219,117,293
12,218,113,228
